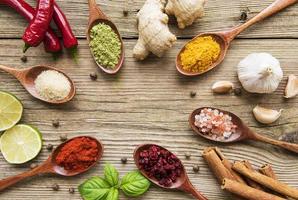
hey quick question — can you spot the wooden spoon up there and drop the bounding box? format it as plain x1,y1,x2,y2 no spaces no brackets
0,64,75,104
134,144,208,200
189,107,298,154
86,0,124,74
176,0,298,76
0,136,103,191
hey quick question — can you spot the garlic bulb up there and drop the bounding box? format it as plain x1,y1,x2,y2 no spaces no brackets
285,74,298,98
252,105,282,124
237,53,283,93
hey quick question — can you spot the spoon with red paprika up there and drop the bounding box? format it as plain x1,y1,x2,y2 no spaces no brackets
86,0,124,74
0,136,103,192
134,144,208,200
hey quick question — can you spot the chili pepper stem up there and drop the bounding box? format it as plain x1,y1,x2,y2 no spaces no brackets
68,46,78,63
23,43,30,53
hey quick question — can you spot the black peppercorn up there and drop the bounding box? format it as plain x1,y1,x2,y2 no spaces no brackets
193,165,200,173
21,55,27,62
185,152,191,159
190,91,196,98
89,72,98,80
240,10,248,22
123,10,128,16
234,88,242,96
52,119,60,128
69,187,75,194
60,134,67,142
52,183,60,191
121,157,127,164
46,144,53,151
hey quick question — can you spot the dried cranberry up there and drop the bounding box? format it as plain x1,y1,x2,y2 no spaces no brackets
138,145,183,187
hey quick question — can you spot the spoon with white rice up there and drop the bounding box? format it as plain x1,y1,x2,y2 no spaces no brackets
0,64,75,104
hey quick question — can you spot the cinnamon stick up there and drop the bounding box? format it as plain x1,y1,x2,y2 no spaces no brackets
259,164,277,179
222,178,285,200
241,160,263,190
233,161,298,199
202,147,239,183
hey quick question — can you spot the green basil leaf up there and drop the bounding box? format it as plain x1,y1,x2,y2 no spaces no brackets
78,177,111,200
104,163,119,187
106,187,119,200
120,171,151,197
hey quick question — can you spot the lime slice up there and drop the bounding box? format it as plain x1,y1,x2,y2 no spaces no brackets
0,91,23,131
0,124,42,164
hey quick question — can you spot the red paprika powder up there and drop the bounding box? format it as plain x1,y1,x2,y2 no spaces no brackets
55,137,99,171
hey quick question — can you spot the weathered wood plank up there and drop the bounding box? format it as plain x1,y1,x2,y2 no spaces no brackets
0,0,298,39
0,38,297,199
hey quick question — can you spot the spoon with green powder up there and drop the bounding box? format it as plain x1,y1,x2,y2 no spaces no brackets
0,64,76,104
87,0,124,74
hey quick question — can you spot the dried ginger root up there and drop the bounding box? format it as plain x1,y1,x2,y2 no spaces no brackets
133,0,176,60
166,0,206,29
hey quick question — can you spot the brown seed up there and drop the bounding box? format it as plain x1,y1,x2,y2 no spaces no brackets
52,119,60,128
193,165,200,173
121,157,127,164
240,10,248,22
89,72,98,80
52,183,59,191
190,91,196,98
21,55,27,62
60,134,67,141
46,144,53,151
185,152,191,159
69,187,75,194
30,163,38,169
234,88,242,96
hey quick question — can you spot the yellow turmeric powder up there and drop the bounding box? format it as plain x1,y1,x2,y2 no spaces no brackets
180,36,220,73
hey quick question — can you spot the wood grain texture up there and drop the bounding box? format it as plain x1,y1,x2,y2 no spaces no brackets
0,39,297,199
0,0,298,39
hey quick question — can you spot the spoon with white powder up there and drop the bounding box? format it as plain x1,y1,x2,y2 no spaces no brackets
0,64,75,104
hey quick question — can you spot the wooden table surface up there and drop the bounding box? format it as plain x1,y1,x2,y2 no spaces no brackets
0,0,298,199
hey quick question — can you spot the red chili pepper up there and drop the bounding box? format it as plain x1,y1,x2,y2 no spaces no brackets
22,0,54,52
52,2,78,49
1,0,61,52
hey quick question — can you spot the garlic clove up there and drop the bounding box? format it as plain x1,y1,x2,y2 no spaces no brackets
212,81,234,94
252,105,282,124
284,74,298,98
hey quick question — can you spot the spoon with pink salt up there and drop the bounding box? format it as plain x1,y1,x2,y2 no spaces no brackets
189,107,298,153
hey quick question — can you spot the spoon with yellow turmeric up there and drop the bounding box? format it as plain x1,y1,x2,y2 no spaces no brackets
176,0,297,76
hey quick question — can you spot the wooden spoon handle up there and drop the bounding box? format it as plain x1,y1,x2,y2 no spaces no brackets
251,132,298,154
180,179,208,200
88,0,107,24
0,64,21,78
224,0,297,42
0,162,53,191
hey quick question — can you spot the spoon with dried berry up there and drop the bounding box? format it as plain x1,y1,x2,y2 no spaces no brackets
189,107,298,153
134,144,208,200
0,136,103,191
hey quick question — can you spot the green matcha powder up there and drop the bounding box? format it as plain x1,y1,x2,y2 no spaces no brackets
89,23,121,69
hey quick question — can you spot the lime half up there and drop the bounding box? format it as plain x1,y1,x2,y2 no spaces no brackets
0,124,42,164
0,91,23,131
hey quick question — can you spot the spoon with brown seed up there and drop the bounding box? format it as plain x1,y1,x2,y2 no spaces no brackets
176,0,297,76
0,136,103,191
189,107,298,153
134,144,208,200
0,64,75,104
87,0,124,74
